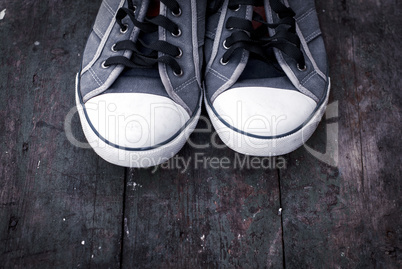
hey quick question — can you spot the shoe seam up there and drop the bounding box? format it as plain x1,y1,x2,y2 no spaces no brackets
296,8,315,23
305,29,321,43
81,0,125,75
208,68,230,82
300,70,317,85
103,0,116,16
93,26,104,39
174,77,197,94
88,67,103,86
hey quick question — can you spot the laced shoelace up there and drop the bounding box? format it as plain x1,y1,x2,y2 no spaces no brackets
102,0,184,76
209,0,306,70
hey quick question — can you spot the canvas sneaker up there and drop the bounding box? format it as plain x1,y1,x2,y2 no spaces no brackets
204,0,330,156
76,0,206,167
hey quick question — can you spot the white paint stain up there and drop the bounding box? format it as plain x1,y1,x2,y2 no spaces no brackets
34,41,40,46
0,9,6,20
127,181,142,191
124,217,130,235
81,240,85,245
37,160,41,169
200,235,206,251
63,218,66,221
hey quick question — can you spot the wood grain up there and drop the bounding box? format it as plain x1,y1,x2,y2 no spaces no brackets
279,0,402,268
0,1,125,268
122,116,284,268
0,0,400,268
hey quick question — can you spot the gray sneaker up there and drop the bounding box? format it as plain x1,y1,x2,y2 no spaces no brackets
204,0,330,156
76,0,206,167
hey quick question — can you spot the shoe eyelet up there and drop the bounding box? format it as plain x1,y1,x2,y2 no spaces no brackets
101,61,109,69
220,57,229,65
223,40,230,50
176,47,183,58
171,28,182,37
172,8,182,17
120,24,129,34
297,63,307,71
111,44,117,52
174,69,183,77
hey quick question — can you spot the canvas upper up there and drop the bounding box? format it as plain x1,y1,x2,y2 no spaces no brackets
79,0,205,147
76,0,206,166
204,0,330,155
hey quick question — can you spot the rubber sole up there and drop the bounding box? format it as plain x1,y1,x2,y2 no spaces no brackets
75,74,201,168
205,79,331,156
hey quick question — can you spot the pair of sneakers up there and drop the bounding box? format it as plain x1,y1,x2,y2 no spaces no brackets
75,0,330,168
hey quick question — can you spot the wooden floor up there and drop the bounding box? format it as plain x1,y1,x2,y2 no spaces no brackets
0,0,401,268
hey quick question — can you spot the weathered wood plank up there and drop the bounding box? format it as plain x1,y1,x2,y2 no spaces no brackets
122,113,285,268
0,0,400,268
0,0,125,268
279,0,401,268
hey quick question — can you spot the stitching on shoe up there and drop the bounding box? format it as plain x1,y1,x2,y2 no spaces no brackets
300,70,317,85
295,24,327,82
89,68,103,86
157,4,190,115
305,29,321,43
209,69,228,82
81,0,124,75
175,77,197,93
276,49,319,102
209,68,229,82
296,8,315,23
103,0,116,16
93,26,104,39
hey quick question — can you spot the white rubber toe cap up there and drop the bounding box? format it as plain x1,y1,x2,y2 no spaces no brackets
213,87,317,137
84,93,189,149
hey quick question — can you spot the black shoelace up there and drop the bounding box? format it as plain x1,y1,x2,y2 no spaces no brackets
209,0,306,70
103,0,184,76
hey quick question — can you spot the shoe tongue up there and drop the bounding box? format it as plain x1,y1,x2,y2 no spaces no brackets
147,0,160,18
252,6,267,30
238,6,283,81
136,0,160,60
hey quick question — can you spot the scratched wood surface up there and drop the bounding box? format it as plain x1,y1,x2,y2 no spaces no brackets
122,125,284,268
0,1,126,268
278,1,402,268
0,0,401,268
